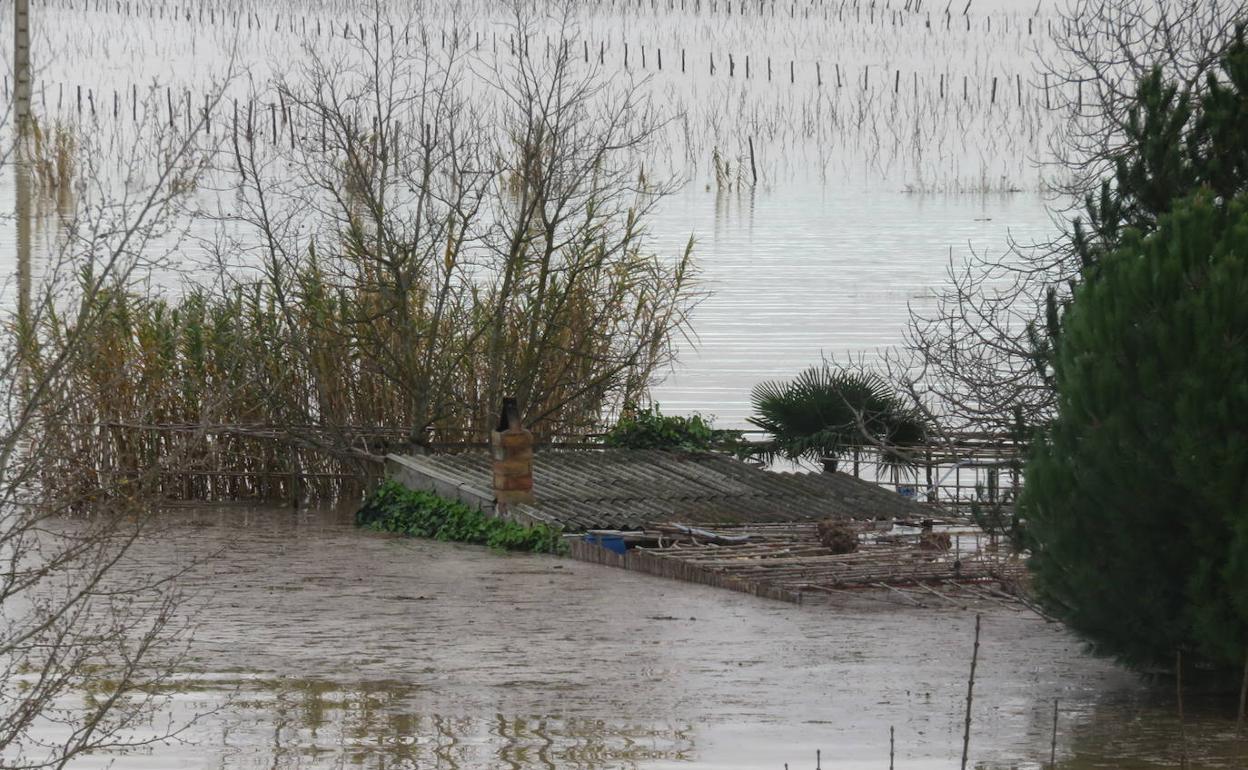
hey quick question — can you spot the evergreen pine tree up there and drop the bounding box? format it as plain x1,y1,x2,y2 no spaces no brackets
1022,191,1248,672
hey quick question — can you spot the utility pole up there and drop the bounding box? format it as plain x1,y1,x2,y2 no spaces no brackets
14,0,32,366
14,0,31,133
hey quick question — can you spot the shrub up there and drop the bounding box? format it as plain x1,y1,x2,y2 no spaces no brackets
1022,191,1248,673
357,481,566,554
746,365,926,469
603,403,741,452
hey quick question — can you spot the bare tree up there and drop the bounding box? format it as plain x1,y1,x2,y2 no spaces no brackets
1044,0,1245,198
898,0,1247,436
0,85,227,767
195,0,697,457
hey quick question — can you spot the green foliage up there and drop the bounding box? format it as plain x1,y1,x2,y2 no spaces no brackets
357,481,567,554
1020,24,1248,675
969,480,1024,555
603,403,742,452
1022,191,1248,672
746,365,926,467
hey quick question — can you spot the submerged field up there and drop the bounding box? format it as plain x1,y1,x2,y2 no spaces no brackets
2,0,1069,428
12,0,1069,188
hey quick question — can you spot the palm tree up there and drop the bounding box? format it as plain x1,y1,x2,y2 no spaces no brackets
747,365,927,471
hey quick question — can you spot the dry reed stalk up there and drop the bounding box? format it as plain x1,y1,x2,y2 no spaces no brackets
34,11,697,504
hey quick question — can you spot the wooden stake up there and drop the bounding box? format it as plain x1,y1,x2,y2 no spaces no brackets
1049,698,1058,767
1238,648,1247,734
960,613,981,770
1177,649,1187,770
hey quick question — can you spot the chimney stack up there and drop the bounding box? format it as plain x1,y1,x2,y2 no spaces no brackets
491,398,535,508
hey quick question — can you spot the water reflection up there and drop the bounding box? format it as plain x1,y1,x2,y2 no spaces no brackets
15,140,32,358
1046,690,1248,770
199,677,693,769
202,678,1248,770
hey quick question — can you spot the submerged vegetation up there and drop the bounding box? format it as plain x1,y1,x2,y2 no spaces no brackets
29,117,77,200
29,0,1074,191
357,481,566,554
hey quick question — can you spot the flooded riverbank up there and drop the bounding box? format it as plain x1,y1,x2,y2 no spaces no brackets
56,505,1248,768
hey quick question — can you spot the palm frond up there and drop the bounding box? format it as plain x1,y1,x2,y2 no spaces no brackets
747,364,928,467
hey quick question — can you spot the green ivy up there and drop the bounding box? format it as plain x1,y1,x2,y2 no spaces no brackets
356,481,567,554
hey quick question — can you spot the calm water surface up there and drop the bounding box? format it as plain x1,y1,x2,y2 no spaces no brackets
647,183,1056,425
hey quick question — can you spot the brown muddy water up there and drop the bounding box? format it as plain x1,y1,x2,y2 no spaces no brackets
65,506,1247,769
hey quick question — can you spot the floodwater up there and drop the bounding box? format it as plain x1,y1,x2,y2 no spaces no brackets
647,183,1056,426
0,0,1067,430
3,1,1236,766
57,506,1248,769
0,167,1059,432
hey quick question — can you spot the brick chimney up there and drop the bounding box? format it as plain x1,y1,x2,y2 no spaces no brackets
491,398,535,508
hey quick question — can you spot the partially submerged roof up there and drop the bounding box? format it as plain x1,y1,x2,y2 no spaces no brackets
386,449,928,532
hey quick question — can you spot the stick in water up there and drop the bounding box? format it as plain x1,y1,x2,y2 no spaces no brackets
961,614,982,770
1177,649,1187,770
1239,647,1247,734
1050,698,1058,768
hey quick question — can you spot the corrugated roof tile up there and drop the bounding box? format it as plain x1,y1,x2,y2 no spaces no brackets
395,449,928,531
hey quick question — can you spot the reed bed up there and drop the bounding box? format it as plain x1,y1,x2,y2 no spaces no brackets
27,230,693,500
21,27,697,503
